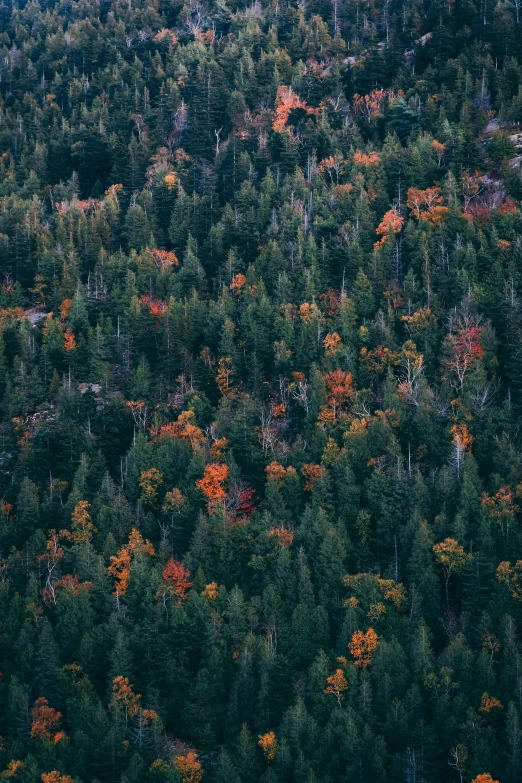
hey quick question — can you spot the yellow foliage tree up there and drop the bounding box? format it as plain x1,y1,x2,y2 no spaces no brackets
71,501,96,543
433,538,471,605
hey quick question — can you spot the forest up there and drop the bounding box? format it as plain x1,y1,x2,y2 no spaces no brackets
2,0,522,780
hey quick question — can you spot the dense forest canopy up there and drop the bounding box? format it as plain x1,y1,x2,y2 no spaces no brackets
2,0,522,781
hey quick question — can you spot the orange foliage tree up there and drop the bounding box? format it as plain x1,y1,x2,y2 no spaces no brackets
202,581,219,601
479,692,503,713
431,140,446,166
301,463,324,491
108,529,155,595
151,248,178,270
471,776,500,783
58,298,73,320
360,345,400,376
265,461,289,482
272,86,318,133
348,628,379,667
196,464,229,512
63,328,76,352
318,369,355,425
352,89,394,122
323,332,343,356
461,170,483,211
374,208,404,249
324,668,348,705
1,760,24,778
56,574,92,596
450,422,473,455
496,560,522,601
110,676,158,734
152,410,204,450
343,573,406,613
353,150,381,167
140,294,168,320
258,731,278,761
41,774,74,783
30,698,64,743
174,752,203,783
110,676,141,722
230,273,247,293
406,186,446,222
216,357,236,398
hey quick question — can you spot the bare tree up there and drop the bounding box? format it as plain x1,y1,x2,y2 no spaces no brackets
448,744,468,783
404,748,425,783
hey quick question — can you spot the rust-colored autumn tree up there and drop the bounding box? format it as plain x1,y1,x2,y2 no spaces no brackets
63,328,76,352
432,139,446,165
30,698,64,743
479,692,503,713
58,298,72,320
161,558,192,602
374,208,404,249
301,463,324,491
230,273,247,293
443,317,483,391
318,369,355,425
348,628,379,667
